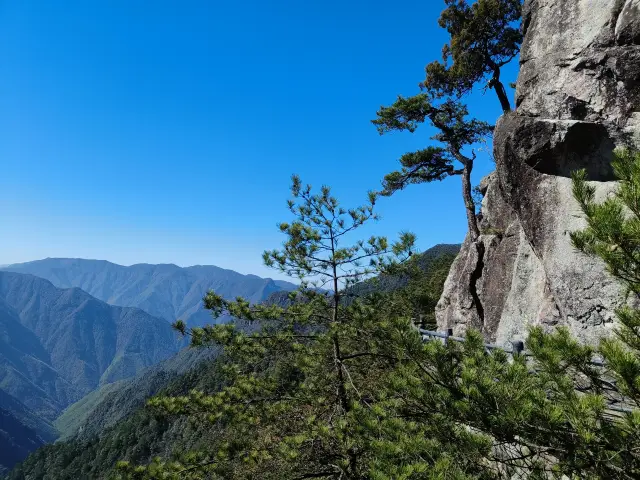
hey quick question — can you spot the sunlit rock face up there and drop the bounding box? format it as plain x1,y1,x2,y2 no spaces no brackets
436,0,640,346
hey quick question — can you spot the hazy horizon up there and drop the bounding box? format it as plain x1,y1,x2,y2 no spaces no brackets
0,240,461,281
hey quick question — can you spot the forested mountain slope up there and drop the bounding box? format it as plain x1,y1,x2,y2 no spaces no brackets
0,390,58,475
265,243,460,309
0,297,73,421
0,271,182,421
5,351,228,480
0,390,57,444
345,243,460,299
0,407,45,476
54,346,218,441
2,259,297,327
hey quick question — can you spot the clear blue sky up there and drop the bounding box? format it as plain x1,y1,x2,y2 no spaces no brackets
0,0,518,279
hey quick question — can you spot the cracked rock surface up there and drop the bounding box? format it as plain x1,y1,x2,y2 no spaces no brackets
436,0,640,345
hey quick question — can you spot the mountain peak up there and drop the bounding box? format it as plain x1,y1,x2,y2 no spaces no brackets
2,258,297,326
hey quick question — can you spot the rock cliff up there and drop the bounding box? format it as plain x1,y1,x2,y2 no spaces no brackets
436,0,640,345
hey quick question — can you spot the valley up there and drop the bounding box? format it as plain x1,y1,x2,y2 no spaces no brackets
0,260,300,473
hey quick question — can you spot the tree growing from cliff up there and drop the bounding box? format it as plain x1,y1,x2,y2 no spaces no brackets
571,147,640,408
117,177,416,479
372,94,492,241
424,0,523,112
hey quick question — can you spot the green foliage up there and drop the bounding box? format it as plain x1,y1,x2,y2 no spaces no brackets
373,96,491,195
561,146,640,477
348,317,640,479
571,147,640,400
571,148,640,294
423,0,522,112
112,150,640,479
373,94,491,240
114,178,416,479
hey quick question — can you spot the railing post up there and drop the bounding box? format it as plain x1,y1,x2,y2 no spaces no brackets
445,328,453,346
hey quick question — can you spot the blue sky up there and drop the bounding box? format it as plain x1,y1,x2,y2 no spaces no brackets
0,0,518,279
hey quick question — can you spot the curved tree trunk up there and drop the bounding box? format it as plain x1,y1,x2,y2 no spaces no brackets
461,158,480,242
490,66,512,113
458,154,485,326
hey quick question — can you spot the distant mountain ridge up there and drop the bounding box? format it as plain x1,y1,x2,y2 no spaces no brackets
0,271,181,421
3,259,297,326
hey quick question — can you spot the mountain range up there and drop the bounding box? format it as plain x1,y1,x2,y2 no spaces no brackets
0,270,186,473
2,259,297,327
0,259,299,473
2,245,460,479
0,271,182,420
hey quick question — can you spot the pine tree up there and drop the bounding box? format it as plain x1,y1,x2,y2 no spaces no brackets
571,148,640,383
372,95,491,241
423,0,523,112
567,147,640,476
361,298,640,478
117,176,415,479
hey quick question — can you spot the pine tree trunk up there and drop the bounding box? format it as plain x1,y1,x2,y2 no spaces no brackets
491,67,512,113
329,232,358,478
461,159,480,242
330,250,348,413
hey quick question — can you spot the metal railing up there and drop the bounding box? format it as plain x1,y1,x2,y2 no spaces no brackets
418,327,525,355
415,325,633,414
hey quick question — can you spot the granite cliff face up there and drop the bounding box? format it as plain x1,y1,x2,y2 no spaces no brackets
436,0,640,345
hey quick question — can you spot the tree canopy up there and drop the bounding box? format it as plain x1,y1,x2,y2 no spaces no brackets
373,94,492,240
423,0,523,112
